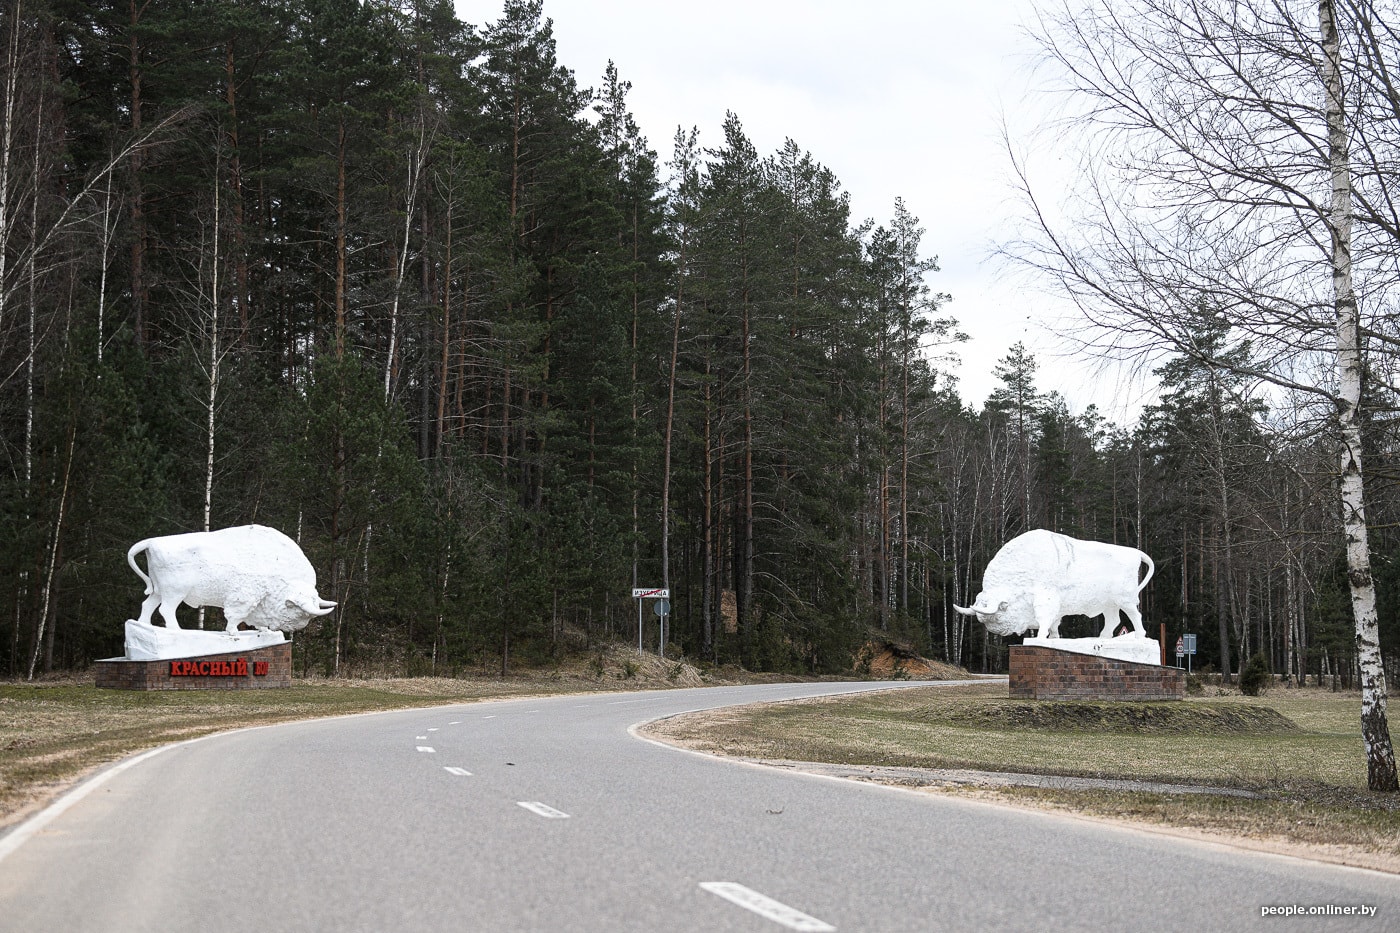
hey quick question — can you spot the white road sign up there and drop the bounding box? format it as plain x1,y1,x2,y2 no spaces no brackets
631,588,669,598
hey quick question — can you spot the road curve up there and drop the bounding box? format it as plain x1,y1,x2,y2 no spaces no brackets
0,681,1395,932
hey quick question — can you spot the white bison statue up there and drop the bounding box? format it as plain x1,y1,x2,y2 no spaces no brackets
127,525,335,634
954,529,1154,639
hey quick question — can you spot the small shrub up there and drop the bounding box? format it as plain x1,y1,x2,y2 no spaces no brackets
620,659,638,680
1239,652,1272,696
1185,674,1204,696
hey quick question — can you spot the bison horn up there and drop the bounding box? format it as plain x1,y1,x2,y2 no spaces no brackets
318,599,337,610
952,604,977,616
307,601,335,617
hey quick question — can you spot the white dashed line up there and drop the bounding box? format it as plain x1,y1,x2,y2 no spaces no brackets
416,735,428,740
427,728,439,732
483,715,496,720
443,767,471,776
700,882,835,932
516,801,570,819
449,721,462,725
416,746,436,753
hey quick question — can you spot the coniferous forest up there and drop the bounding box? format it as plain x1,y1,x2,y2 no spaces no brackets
2,0,1397,685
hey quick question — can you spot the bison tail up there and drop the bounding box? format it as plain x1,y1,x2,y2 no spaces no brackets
1137,551,1156,592
126,539,153,595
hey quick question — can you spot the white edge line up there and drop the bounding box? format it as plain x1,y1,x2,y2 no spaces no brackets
0,696,522,865
0,719,280,867
626,685,1400,882
0,688,667,866
0,743,172,865
516,801,570,819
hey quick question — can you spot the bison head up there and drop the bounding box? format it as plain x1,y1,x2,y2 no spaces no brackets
953,589,1009,620
237,585,335,633
953,589,1034,636
273,588,335,632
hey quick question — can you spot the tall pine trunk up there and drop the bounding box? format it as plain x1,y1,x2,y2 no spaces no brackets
661,226,685,599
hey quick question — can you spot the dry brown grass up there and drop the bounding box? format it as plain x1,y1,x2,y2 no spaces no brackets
0,645,736,831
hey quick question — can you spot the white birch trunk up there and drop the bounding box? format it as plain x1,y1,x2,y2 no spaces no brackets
96,163,118,366
25,68,44,494
0,0,19,340
204,167,220,535
27,425,74,680
198,160,223,630
1321,0,1397,792
383,148,420,401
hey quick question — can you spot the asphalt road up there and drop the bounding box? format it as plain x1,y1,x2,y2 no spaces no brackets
1,680,1396,932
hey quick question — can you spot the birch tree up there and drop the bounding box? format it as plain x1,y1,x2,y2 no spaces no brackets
1006,0,1398,790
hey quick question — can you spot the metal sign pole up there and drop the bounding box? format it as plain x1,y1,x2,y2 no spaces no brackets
630,588,670,656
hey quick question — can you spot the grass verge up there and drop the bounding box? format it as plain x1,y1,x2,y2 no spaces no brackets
0,645,746,832
642,682,1400,873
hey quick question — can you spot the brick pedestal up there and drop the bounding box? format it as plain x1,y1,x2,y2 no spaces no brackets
1009,645,1184,701
94,642,292,690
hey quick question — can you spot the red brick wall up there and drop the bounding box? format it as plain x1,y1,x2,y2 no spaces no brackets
1009,645,1184,701
94,643,292,691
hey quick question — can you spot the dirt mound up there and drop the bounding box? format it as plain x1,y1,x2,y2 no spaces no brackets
936,700,1300,735
856,641,972,680
579,644,708,688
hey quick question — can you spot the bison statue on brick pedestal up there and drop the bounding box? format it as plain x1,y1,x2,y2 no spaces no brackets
953,529,1154,639
127,525,335,634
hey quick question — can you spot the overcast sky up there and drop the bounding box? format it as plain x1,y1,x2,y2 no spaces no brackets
451,0,1156,422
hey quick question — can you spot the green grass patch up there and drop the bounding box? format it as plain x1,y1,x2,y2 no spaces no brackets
960,786,1400,870
645,682,1400,868
649,683,1374,792
931,697,1299,735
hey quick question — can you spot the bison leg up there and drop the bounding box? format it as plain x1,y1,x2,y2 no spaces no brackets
1122,602,1145,635
157,597,183,630
136,593,160,626
1098,612,1116,638
223,600,253,634
1032,592,1062,638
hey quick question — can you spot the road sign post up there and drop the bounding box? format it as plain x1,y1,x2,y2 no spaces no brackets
1176,634,1197,673
653,599,671,659
630,588,669,656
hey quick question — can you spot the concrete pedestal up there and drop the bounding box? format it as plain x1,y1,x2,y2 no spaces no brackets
1009,645,1184,701
94,642,292,690
1022,634,1162,666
